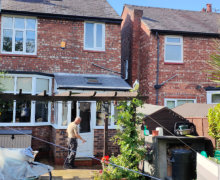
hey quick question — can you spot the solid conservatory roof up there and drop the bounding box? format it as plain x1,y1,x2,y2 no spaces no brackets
54,73,132,91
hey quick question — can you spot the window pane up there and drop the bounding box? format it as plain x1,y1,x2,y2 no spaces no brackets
186,100,194,103
62,102,68,126
96,24,103,48
3,29,12,52
0,101,13,123
35,101,48,122
85,23,94,48
166,37,180,43
212,94,220,103
26,19,36,30
165,45,182,61
3,17,13,29
15,101,31,123
36,78,49,93
15,31,23,52
14,18,25,29
53,102,59,125
114,105,118,125
166,101,175,109
0,77,14,91
177,100,188,106
79,102,91,133
26,31,35,53
17,77,32,92
96,102,111,126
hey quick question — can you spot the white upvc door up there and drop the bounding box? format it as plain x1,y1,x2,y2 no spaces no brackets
76,101,95,158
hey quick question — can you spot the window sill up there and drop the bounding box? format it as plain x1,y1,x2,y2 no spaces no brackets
0,54,38,58
164,62,184,65
83,49,105,53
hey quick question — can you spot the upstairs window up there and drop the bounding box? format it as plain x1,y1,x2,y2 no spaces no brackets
84,22,105,51
164,36,183,63
1,16,37,55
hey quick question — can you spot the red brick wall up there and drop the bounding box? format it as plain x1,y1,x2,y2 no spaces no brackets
94,129,119,157
0,16,121,75
121,7,219,105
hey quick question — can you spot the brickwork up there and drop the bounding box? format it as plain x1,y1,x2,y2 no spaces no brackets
121,6,219,105
0,16,121,75
94,129,119,157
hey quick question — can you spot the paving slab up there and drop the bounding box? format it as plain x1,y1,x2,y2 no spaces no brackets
39,165,100,180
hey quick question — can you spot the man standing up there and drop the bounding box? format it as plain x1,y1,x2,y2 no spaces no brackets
64,117,86,169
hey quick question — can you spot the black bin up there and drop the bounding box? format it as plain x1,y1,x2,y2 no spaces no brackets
171,149,193,180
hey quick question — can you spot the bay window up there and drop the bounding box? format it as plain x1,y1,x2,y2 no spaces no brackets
2,16,37,55
0,74,52,125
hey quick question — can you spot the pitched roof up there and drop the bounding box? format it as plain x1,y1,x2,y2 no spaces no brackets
125,4,220,35
1,0,121,20
173,103,216,118
54,73,131,90
137,103,166,116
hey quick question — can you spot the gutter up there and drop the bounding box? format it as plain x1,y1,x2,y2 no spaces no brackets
1,10,122,24
151,29,220,37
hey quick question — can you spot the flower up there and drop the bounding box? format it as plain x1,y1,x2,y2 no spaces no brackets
101,156,110,167
101,155,110,162
99,170,103,174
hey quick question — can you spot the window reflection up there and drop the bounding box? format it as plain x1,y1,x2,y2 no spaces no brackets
35,101,48,122
16,101,31,122
96,102,111,126
0,101,13,123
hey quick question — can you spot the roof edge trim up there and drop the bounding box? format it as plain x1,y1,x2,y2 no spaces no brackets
151,29,220,37
1,10,122,24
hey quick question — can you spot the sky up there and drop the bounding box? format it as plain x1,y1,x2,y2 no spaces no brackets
107,0,220,15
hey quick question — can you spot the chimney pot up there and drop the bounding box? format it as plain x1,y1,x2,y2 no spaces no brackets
206,4,212,13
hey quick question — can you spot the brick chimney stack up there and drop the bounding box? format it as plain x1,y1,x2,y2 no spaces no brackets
206,4,212,13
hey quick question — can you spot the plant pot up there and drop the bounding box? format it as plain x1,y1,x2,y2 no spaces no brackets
121,178,127,180
152,130,159,136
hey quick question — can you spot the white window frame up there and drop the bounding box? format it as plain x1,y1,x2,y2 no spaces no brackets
94,101,117,129
164,36,183,63
164,98,196,108
0,74,52,126
1,15,37,55
206,91,220,104
84,21,105,51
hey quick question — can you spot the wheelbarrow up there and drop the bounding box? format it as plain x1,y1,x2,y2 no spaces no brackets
0,147,53,180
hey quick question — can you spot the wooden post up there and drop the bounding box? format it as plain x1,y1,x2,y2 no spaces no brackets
103,114,108,156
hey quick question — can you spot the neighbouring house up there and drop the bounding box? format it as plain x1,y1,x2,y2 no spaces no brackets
0,0,130,165
121,4,220,108
173,103,216,148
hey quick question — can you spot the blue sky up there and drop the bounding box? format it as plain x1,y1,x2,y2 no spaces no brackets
107,0,220,15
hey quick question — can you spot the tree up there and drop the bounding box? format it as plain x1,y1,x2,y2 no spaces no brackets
208,105,220,150
207,40,220,150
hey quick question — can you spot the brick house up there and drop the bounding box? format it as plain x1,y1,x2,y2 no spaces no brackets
0,0,130,164
121,4,220,108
